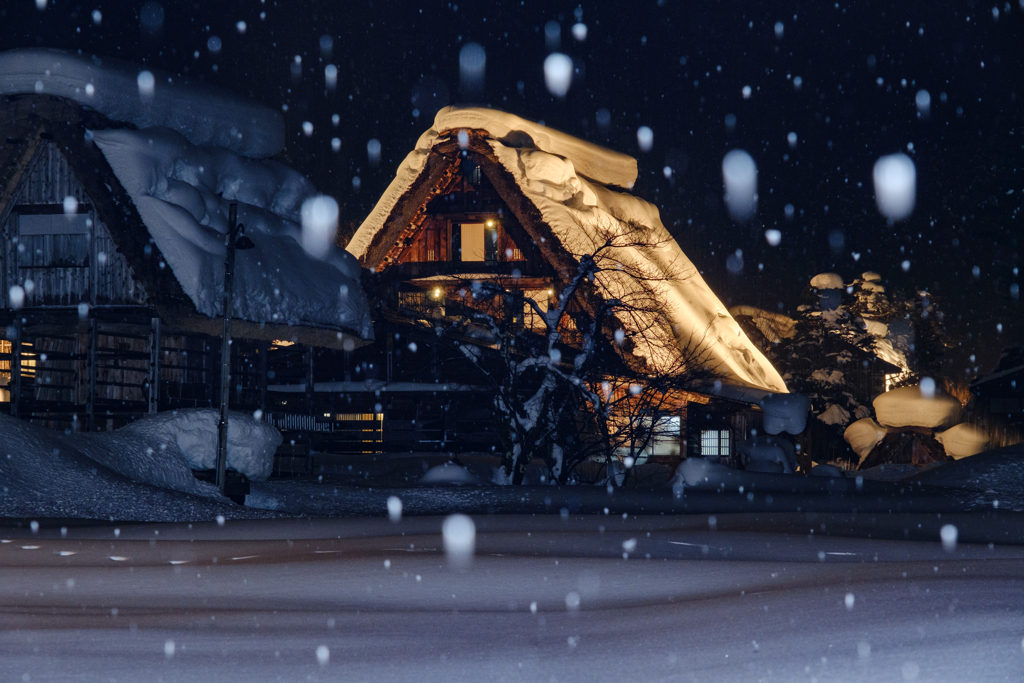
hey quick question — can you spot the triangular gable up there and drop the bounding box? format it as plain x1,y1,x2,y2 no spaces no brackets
1,137,147,308
349,107,788,398
0,95,372,350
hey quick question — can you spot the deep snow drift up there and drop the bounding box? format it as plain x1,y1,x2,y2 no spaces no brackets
0,413,279,522
91,127,373,340
0,48,284,157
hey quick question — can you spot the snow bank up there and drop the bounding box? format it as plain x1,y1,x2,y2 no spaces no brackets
934,423,989,459
91,127,372,340
65,409,280,497
0,414,274,521
759,393,810,435
674,457,735,486
420,461,481,485
844,417,888,460
0,48,284,158
351,107,788,396
910,444,1024,510
809,463,845,477
873,385,962,429
737,435,797,473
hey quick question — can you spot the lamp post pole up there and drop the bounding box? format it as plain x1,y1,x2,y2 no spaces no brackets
217,203,241,495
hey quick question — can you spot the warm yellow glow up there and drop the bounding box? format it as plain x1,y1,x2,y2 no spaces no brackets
547,289,554,295
486,219,495,227
272,339,296,347
433,287,442,299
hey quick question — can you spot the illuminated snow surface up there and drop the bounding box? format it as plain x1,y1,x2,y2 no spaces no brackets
1,514,1023,682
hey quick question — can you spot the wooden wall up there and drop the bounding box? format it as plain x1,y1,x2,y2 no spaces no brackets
0,140,146,308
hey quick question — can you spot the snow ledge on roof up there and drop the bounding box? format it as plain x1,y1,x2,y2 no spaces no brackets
0,48,284,158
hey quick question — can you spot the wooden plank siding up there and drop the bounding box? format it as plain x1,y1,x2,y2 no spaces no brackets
1,140,146,309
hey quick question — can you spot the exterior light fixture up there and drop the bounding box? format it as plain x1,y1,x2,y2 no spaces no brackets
433,287,442,299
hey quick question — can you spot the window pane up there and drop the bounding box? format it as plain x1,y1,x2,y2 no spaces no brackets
460,223,486,261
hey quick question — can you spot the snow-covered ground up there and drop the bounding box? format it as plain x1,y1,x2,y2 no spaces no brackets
1,514,1022,682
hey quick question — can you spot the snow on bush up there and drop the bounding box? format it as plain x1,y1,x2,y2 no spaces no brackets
673,457,734,487
873,385,962,430
759,392,810,435
844,417,888,460
67,409,281,497
737,435,797,474
809,272,843,290
934,423,989,459
0,48,284,157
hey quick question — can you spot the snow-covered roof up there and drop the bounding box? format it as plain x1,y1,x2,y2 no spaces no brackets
348,106,787,397
92,127,372,342
0,48,284,158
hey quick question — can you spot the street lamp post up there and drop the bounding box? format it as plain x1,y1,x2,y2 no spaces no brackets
217,202,256,495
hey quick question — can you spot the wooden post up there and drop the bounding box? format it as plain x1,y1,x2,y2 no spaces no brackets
10,316,21,418
257,339,269,416
148,317,161,414
86,317,96,431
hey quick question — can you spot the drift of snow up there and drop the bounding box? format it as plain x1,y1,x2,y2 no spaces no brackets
0,414,276,521
91,127,372,341
934,423,989,459
722,150,758,221
873,153,916,220
759,393,810,435
420,461,481,485
844,417,888,460
66,409,280,496
911,443,1024,510
0,48,284,157
737,435,797,473
873,385,962,430
350,107,787,397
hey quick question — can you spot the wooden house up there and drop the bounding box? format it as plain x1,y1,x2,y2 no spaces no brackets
0,94,372,441
341,107,788,468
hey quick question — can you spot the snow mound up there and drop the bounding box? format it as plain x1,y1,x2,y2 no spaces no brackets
909,444,1024,510
0,414,274,521
420,461,481,485
855,463,923,482
91,127,372,340
873,385,962,429
817,403,852,426
745,459,784,474
934,423,989,459
809,272,843,289
810,464,845,478
64,409,280,497
737,435,797,473
760,393,810,435
0,48,284,158
844,417,888,460
674,457,734,486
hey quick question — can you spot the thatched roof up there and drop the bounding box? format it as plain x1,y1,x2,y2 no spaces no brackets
348,106,787,399
0,94,369,350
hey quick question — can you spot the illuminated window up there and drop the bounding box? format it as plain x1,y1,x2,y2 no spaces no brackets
460,223,486,262
700,429,730,458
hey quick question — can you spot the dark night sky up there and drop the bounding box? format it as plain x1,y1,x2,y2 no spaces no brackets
2,0,1021,378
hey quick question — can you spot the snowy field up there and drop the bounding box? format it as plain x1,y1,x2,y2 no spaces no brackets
1,514,1023,682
